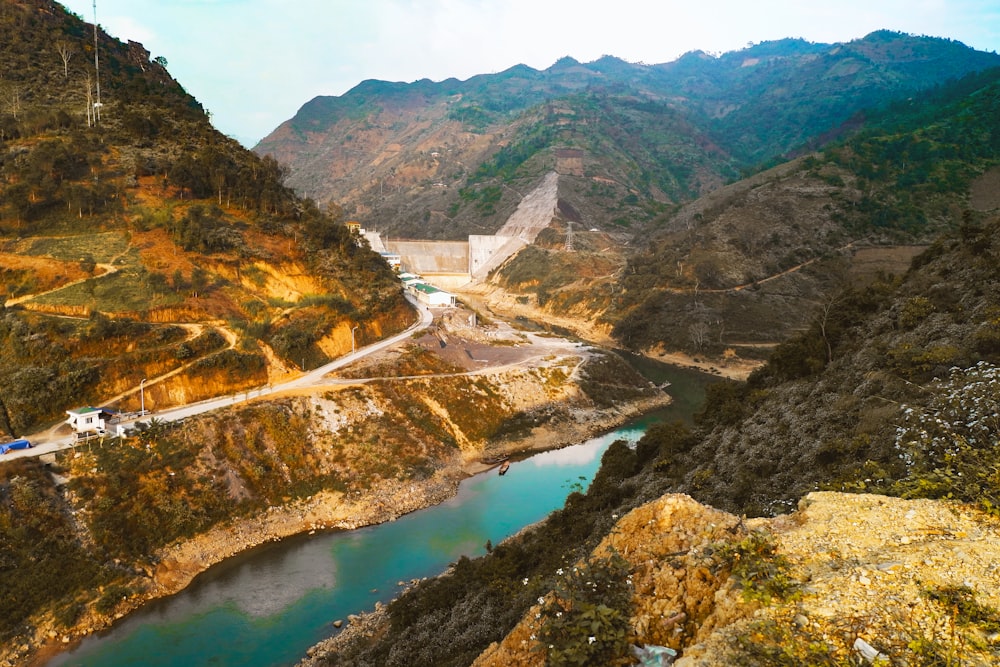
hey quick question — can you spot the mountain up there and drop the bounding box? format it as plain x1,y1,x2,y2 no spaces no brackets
6,6,1000,664
0,1,409,436
312,187,1000,667
256,31,1000,241
269,34,1000,667
0,6,671,660
609,66,1000,356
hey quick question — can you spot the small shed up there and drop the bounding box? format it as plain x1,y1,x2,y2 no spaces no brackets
66,407,116,436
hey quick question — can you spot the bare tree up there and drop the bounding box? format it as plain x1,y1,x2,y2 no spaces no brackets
83,72,94,126
689,320,711,351
817,295,839,364
3,84,22,120
56,40,74,78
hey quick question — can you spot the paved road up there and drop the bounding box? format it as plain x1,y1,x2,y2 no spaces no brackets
2,295,434,461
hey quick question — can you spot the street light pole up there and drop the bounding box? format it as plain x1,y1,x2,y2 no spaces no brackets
140,378,146,416
351,325,359,355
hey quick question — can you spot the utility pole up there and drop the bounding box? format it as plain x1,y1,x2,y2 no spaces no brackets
140,378,146,416
92,0,102,124
351,325,359,355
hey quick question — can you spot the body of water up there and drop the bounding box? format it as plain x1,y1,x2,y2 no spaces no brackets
50,364,712,667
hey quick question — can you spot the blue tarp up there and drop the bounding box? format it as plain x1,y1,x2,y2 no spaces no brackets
0,439,31,454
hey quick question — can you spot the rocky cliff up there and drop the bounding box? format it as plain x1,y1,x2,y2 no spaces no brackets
326,492,999,666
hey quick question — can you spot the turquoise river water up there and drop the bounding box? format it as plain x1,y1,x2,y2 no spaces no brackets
48,363,711,667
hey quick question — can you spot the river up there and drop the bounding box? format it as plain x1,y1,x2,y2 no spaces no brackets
49,362,712,667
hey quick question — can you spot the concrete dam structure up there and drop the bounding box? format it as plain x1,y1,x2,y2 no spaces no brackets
389,240,470,275
382,172,560,289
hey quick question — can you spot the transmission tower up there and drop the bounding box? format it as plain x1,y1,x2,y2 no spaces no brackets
564,221,575,252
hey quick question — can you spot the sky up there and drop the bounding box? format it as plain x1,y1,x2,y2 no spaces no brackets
59,0,1000,148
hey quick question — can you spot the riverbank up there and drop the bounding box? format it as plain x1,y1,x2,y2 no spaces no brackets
149,392,668,598
645,348,763,381
15,388,670,667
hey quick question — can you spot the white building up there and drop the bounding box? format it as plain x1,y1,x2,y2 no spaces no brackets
408,282,457,307
65,407,116,437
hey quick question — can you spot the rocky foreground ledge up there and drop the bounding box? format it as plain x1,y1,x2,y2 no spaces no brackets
468,492,1000,666
302,492,1000,666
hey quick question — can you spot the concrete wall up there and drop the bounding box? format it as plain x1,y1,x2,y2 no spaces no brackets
373,171,560,284
469,235,515,276
363,231,387,253
387,240,470,274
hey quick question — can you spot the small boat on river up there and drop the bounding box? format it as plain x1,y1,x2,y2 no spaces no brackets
498,460,510,476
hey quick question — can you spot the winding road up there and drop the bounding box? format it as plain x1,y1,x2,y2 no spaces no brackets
4,295,435,461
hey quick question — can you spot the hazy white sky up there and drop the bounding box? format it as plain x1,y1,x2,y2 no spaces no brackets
59,0,1000,147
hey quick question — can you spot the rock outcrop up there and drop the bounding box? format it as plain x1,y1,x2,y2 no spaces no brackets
475,492,1000,666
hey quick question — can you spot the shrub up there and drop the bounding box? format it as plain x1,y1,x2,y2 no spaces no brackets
533,552,634,667
712,530,798,604
892,361,1000,516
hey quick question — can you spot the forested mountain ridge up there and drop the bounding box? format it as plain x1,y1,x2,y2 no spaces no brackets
607,66,1000,356
0,0,409,436
256,30,1000,241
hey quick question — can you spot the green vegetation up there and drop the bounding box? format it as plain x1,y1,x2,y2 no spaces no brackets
446,105,495,132
0,459,112,643
711,530,798,604
33,255,185,313
534,552,634,667
20,232,130,263
723,619,851,667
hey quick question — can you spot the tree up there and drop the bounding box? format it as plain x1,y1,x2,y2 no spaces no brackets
689,320,711,350
55,40,74,78
3,83,22,120
190,266,209,296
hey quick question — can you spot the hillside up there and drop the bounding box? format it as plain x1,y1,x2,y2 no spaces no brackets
454,66,1000,373
5,6,1000,666
609,67,1000,359
256,31,1000,242
308,213,1000,667
0,0,409,436
283,47,1000,667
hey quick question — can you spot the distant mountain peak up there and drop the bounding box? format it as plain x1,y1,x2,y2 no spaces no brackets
550,56,581,69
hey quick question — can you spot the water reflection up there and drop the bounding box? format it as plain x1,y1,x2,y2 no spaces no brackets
203,542,338,618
